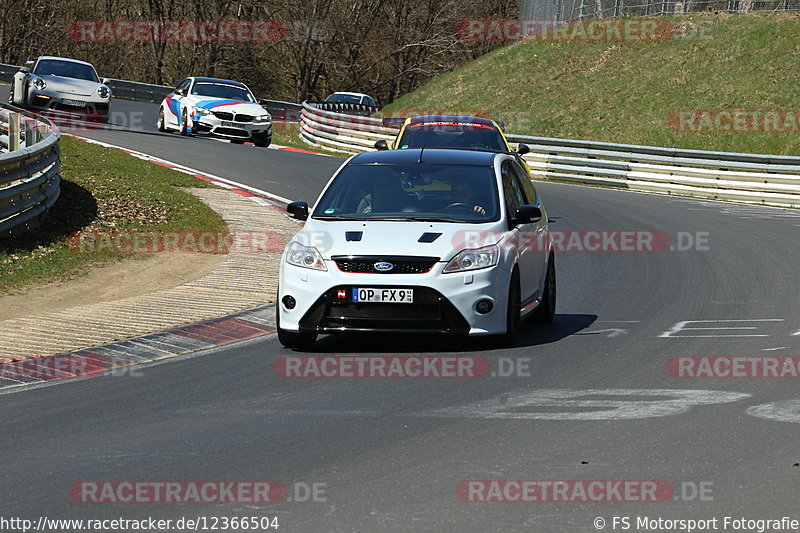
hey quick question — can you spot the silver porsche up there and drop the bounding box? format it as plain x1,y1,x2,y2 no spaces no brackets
9,56,112,123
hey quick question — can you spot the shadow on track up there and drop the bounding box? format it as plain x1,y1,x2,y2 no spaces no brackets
301,313,597,354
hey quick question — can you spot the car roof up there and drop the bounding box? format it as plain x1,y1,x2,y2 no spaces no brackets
36,56,96,68
349,148,498,166
329,91,371,98
191,76,248,88
406,115,499,129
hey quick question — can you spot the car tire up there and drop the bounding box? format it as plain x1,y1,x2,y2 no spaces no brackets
276,299,317,351
179,109,189,136
531,251,556,324
254,133,271,148
500,269,522,346
157,108,167,132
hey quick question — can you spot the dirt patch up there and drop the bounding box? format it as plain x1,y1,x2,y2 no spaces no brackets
0,252,225,320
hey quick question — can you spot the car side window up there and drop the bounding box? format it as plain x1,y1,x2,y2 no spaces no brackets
176,79,190,94
512,162,538,205
501,161,526,216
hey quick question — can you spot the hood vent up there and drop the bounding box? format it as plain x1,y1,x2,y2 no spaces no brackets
418,232,442,243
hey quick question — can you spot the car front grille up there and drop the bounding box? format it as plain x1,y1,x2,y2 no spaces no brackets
298,286,469,334
235,114,253,123
212,111,234,120
214,127,249,137
332,255,439,274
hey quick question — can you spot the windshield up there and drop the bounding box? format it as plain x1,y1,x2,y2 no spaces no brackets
397,123,506,151
312,163,499,223
33,59,99,82
191,82,255,102
326,93,367,105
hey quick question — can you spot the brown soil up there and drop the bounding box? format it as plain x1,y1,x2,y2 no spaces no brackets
0,253,225,320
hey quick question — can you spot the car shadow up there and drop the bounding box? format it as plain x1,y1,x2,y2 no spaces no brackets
303,313,597,354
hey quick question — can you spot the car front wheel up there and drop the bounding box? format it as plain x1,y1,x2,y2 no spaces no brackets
157,108,167,132
531,251,556,324
500,269,522,346
179,109,190,136
253,133,272,148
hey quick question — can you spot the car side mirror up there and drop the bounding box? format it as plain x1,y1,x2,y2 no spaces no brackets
174,88,185,96
19,66,30,74
101,77,111,85
24,60,34,67
374,139,389,151
287,201,309,220
517,143,530,155
513,204,542,225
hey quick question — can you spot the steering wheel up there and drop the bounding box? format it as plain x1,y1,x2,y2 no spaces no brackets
444,202,473,210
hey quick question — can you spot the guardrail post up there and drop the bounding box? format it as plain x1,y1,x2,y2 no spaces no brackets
8,112,20,151
23,117,36,147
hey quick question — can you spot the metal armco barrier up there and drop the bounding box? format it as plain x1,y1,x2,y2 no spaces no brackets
0,102,61,234
299,102,398,153
298,105,800,208
507,134,800,208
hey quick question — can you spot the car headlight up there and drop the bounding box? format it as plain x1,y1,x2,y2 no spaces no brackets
285,241,327,271
32,78,46,91
97,86,110,99
255,114,272,123
193,107,212,116
443,244,499,273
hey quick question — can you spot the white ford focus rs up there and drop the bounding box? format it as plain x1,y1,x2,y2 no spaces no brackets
157,76,272,146
277,148,556,349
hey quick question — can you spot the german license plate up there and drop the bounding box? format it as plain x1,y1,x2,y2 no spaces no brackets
221,121,243,127
62,99,86,107
352,288,413,303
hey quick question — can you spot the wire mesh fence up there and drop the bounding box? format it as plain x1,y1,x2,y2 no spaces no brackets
521,0,800,19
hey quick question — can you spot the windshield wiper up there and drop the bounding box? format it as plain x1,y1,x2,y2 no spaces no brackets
313,215,369,221
377,216,463,223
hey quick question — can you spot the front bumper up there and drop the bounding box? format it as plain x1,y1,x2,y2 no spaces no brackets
278,260,511,336
27,92,110,120
191,113,272,139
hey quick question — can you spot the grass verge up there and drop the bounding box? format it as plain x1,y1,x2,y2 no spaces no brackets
384,13,800,155
272,125,350,158
0,136,226,294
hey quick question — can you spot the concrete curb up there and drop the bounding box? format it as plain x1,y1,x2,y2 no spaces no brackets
0,305,276,391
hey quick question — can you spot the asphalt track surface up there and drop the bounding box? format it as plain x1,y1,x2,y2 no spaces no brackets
2,99,800,532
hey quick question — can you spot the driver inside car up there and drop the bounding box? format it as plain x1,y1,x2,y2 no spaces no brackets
450,180,487,215
357,170,409,214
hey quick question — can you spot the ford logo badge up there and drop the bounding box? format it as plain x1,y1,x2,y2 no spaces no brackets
374,262,394,272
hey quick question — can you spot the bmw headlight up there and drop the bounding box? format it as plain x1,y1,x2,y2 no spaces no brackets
255,113,272,123
193,107,212,116
285,241,327,271
97,86,110,99
32,78,46,91
443,244,499,273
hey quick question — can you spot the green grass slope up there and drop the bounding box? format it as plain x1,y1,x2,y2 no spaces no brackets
385,13,800,155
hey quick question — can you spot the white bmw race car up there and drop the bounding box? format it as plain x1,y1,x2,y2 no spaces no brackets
9,56,112,122
157,76,272,147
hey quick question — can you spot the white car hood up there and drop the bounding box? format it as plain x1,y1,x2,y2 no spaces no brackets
295,220,507,262
183,96,265,116
37,75,101,97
